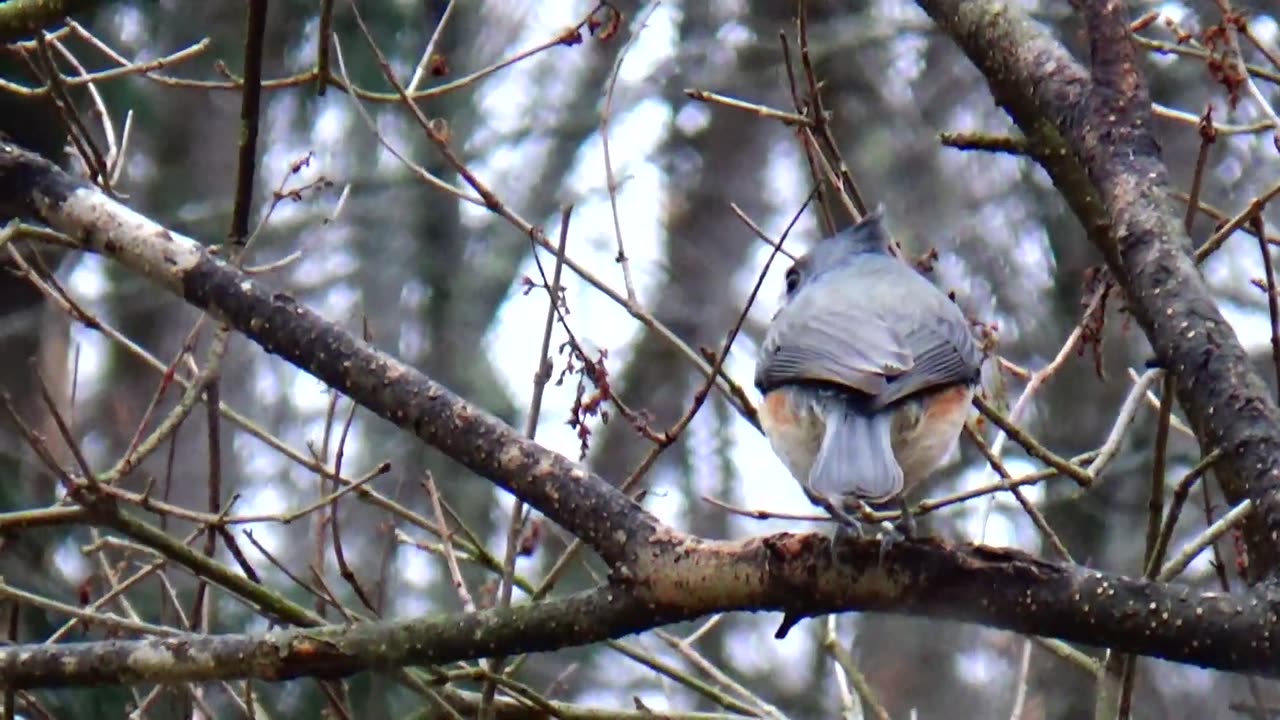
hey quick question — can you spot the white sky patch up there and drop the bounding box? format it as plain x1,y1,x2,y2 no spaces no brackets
239,431,289,481
967,472,1024,551
390,544,437,617
672,100,711,136
67,253,109,300
982,464,1038,550
955,644,1011,686
52,539,92,587
1204,231,1280,353
714,18,753,51
286,367,337,415
1252,15,1279,45
67,326,108,405
1221,300,1279,354
643,473,690,530
618,5,680,84
237,483,290,555
726,614,818,693
310,99,354,166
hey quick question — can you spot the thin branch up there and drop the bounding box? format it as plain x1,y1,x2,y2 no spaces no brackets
423,473,476,613
229,0,268,243
1158,499,1253,581
822,617,890,720
480,207,573,718
1256,215,1280,401
600,3,656,304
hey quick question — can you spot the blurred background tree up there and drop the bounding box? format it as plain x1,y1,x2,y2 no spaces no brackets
2,0,1279,718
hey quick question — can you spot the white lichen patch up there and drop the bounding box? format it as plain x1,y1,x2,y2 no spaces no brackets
125,643,179,672
126,642,217,676
382,359,410,381
533,454,560,479
498,442,525,470
40,187,203,289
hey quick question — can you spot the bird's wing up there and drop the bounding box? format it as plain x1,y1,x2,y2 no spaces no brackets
755,282,911,398
868,306,983,409
755,259,982,406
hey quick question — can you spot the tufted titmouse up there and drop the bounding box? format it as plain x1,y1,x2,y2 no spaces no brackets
754,209,983,535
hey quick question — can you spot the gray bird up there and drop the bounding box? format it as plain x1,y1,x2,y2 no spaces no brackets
754,209,983,533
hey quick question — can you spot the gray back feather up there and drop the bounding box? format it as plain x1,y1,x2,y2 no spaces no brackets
755,213,982,409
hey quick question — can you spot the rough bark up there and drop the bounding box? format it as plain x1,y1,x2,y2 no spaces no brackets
1,530,1279,688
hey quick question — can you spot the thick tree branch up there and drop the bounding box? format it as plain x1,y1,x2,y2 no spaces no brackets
917,0,1280,581
0,143,656,571
1,144,1280,689
3,534,1280,688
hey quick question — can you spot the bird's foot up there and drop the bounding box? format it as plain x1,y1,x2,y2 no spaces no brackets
891,497,916,539
804,488,861,529
805,488,918,565
804,490,866,564
875,523,906,565
875,499,920,563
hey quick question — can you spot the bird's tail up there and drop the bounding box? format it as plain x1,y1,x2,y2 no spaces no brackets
809,403,903,504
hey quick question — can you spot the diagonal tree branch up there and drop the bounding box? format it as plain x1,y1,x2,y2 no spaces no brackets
0,144,658,571
917,0,1280,581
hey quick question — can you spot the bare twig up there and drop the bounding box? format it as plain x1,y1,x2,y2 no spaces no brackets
422,473,475,613
480,208,573,719
1194,181,1280,263
1145,450,1223,579
1215,0,1280,152
1256,215,1280,401
600,3,657,304
1158,499,1253,581
821,616,890,720
406,0,455,93
964,424,1073,562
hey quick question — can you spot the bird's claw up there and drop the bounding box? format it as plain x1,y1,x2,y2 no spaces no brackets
807,490,879,565
804,488,861,529
806,488,924,566
874,498,917,563
875,523,906,564
892,497,916,540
